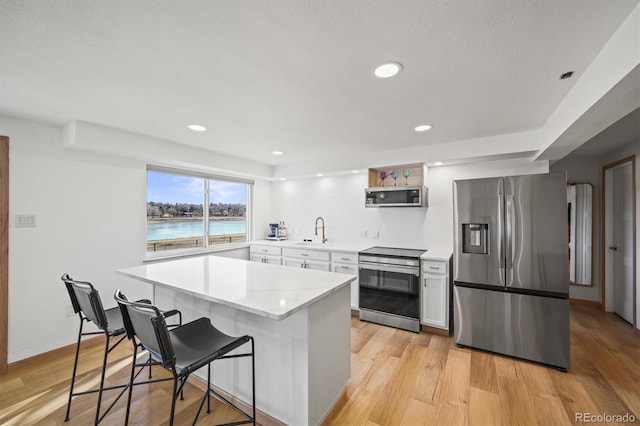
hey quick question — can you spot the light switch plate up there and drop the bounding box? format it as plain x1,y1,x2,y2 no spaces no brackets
15,214,37,228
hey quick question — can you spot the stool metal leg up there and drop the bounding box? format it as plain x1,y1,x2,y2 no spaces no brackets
207,363,212,414
251,337,256,425
165,373,189,426
94,333,111,425
64,317,85,421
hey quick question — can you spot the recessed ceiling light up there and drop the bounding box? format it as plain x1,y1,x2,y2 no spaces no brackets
279,177,286,181
434,161,444,166
373,62,402,78
352,170,359,174
187,124,207,132
317,173,323,177
272,151,284,155
415,124,433,132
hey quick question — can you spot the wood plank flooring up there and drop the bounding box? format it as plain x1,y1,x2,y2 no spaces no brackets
1,304,639,425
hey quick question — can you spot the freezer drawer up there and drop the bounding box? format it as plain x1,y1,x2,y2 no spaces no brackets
454,285,570,370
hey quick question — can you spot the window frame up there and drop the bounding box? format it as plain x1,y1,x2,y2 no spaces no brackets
145,165,253,259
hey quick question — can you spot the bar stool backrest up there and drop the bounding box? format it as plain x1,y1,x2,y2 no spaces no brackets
115,290,177,369
61,273,108,331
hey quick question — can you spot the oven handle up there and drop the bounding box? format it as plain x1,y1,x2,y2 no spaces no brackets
359,263,420,276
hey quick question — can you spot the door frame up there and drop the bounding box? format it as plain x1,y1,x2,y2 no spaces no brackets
602,155,636,329
0,136,8,375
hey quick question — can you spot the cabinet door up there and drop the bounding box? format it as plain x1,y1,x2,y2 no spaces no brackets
284,259,305,269
306,261,331,272
333,264,359,309
422,274,448,329
264,256,282,265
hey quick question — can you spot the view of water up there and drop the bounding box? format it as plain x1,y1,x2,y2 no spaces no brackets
147,220,246,240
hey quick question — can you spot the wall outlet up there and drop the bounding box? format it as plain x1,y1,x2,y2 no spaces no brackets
66,305,75,317
360,230,368,239
369,230,379,239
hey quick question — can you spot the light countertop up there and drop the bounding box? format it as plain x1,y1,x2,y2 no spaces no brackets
253,240,452,262
117,255,356,320
250,239,372,253
421,250,453,262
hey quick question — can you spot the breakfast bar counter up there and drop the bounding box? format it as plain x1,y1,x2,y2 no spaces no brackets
117,255,355,426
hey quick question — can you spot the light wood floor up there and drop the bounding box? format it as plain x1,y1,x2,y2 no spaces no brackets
1,304,639,425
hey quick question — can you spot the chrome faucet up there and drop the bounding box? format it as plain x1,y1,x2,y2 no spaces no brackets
314,216,327,243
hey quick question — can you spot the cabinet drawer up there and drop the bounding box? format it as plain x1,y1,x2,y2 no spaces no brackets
250,245,282,256
331,251,358,264
284,258,331,271
250,255,282,265
282,248,330,262
333,264,358,275
422,260,447,274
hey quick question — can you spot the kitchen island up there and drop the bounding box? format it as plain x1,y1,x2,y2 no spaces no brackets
117,255,355,426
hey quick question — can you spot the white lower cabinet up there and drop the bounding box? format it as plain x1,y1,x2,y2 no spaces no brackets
251,244,359,307
284,258,331,271
282,247,331,271
331,251,359,309
421,257,452,332
250,254,282,265
249,245,283,265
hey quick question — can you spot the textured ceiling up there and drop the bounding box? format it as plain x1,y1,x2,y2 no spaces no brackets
0,0,638,167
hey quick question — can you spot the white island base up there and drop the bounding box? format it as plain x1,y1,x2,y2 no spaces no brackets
154,284,350,425
118,256,353,424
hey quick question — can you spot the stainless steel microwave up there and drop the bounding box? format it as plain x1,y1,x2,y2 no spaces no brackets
365,186,427,207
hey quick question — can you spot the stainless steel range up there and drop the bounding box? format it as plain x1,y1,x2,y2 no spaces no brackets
358,246,426,333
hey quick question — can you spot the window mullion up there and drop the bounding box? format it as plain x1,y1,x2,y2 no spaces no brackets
204,179,210,247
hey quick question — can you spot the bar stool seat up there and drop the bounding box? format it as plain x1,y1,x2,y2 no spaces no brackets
102,306,126,335
169,317,249,376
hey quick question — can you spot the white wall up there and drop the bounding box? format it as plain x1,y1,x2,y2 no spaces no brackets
2,114,271,362
270,158,549,252
6,116,150,361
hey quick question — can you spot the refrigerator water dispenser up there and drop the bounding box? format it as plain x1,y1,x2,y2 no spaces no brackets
462,223,489,254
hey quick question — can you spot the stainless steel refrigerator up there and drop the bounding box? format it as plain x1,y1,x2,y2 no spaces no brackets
453,173,570,371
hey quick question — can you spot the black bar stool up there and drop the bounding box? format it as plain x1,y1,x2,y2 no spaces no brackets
61,274,181,425
115,289,256,426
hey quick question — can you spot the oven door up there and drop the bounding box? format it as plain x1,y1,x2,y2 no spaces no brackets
359,263,420,319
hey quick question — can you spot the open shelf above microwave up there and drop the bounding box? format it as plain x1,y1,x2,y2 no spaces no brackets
365,186,428,208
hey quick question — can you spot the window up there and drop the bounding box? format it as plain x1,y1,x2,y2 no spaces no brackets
146,166,252,253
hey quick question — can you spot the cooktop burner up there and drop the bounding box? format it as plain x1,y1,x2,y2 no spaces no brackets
359,246,427,259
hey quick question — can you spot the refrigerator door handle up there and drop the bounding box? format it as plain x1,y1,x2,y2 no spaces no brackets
497,192,506,284
505,195,513,272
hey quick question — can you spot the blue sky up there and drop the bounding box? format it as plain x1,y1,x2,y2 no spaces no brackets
147,171,246,204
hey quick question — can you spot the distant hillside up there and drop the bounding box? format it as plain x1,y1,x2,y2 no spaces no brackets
147,202,246,218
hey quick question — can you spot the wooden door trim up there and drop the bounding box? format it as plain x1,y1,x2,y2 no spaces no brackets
0,136,8,375
602,155,637,329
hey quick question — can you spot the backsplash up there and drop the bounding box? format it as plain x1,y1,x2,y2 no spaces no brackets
268,158,548,252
